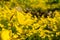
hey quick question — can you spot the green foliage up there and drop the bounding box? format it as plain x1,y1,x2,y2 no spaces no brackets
11,26,17,33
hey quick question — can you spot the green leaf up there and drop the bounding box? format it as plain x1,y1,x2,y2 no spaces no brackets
11,26,17,33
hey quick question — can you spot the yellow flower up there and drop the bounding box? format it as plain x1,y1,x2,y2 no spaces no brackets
0,24,4,28
4,5,11,13
40,31,45,37
24,19,34,25
13,34,18,38
1,29,12,40
17,11,25,25
56,32,60,36
15,24,22,33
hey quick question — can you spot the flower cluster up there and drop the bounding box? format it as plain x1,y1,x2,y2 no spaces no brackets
0,6,60,40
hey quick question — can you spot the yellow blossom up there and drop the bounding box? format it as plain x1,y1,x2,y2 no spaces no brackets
1,29,12,40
